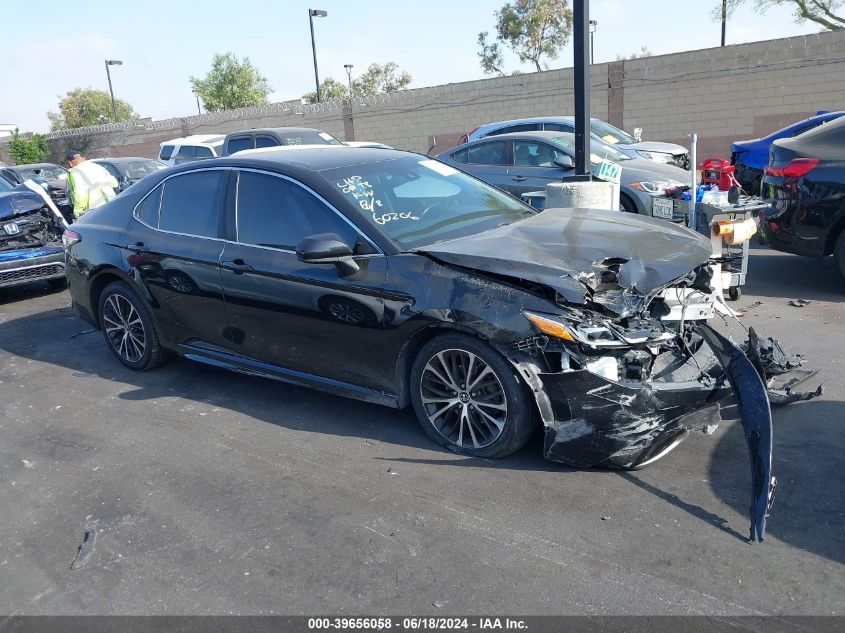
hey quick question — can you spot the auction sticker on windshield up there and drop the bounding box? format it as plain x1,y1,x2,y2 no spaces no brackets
593,159,621,184
652,197,674,220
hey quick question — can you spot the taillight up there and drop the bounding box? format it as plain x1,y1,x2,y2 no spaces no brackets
62,229,81,247
764,157,820,178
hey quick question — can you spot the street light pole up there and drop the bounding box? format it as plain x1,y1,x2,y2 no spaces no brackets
344,64,354,97
573,0,591,178
104,59,123,122
589,20,597,64
309,9,327,102
192,89,202,115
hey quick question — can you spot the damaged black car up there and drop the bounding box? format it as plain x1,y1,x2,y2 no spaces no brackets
65,147,812,541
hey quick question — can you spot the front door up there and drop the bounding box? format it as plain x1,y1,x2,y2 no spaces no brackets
507,140,571,197
219,169,390,391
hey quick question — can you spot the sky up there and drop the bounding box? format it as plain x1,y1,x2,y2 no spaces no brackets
2,0,825,133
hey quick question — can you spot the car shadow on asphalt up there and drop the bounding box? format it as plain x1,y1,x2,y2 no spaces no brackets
2,305,841,564
743,245,845,302
706,398,845,564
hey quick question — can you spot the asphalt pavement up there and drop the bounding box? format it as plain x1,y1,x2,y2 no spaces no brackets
0,244,842,615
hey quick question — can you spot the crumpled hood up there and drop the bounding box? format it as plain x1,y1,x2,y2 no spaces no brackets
417,207,713,304
620,140,689,155
0,189,48,221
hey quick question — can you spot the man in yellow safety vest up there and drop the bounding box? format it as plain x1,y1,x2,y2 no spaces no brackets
66,150,118,219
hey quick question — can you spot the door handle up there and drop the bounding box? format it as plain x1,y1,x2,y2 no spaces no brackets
130,242,150,253
222,259,254,274
511,176,527,181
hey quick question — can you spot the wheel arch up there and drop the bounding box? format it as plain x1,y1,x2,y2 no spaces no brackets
823,214,845,256
88,266,152,329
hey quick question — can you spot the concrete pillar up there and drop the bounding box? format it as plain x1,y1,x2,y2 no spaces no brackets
545,181,619,211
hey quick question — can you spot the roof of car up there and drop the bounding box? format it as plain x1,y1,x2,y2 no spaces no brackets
6,163,64,171
160,134,225,146
210,146,414,170
463,131,575,143
93,157,161,164
224,127,332,137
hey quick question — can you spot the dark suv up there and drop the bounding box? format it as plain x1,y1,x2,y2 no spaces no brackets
220,127,343,156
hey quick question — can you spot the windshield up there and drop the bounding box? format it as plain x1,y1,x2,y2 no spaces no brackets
121,160,166,180
280,130,343,146
548,135,631,163
19,165,67,180
590,120,637,145
321,157,535,249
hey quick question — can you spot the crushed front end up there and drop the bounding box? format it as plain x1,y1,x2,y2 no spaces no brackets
509,261,792,542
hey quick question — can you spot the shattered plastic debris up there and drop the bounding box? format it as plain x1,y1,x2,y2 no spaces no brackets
745,327,823,405
788,298,811,308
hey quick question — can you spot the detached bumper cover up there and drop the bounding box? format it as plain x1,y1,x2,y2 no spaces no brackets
534,324,775,542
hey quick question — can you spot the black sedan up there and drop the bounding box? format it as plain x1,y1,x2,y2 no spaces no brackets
92,157,166,192
64,147,782,537
761,117,845,279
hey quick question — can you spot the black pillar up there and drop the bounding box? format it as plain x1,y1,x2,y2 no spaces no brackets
573,0,591,178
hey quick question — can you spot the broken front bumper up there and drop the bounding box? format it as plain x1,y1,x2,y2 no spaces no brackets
521,324,775,542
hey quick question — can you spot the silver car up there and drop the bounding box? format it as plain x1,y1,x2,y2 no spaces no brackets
463,116,690,170
436,131,689,220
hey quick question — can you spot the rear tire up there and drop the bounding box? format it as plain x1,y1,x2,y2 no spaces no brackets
97,281,167,371
410,333,537,459
835,230,845,280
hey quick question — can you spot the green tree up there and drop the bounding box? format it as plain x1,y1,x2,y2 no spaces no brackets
302,63,412,103
478,0,572,75
190,53,272,112
616,45,654,61
303,77,349,104
715,0,844,31
47,88,138,130
8,130,50,165
354,62,412,95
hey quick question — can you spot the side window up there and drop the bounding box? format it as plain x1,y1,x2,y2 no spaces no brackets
195,146,214,158
178,146,196,158
159,145,175,161
101,163,122,181
467,141,510,165
227,137,254,154
513,141,563,167
451,148,469,163
488,123,541,136
255,136,279,149
543,122,574,132
136,185,163,226
158,171,225,238
236,171,359,251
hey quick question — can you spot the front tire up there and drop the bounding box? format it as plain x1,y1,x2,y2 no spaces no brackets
620,194,638,214
97,281,167,371
410,333,537,459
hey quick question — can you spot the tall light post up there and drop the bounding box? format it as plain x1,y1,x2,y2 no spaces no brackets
308,9,327,102
104,59,123,122
344,64,354,98
589,20,597,64
192,89,202,115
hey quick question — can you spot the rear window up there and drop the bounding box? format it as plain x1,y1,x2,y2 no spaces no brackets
227,137,253,154
158,171,225,238
487,123,541,136
123,160,166,179
277,130,342,146
159,145,175,161
255,135,279,149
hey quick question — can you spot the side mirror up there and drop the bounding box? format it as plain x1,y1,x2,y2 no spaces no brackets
553,155,574,169
633,127,644,142
296,233,359,277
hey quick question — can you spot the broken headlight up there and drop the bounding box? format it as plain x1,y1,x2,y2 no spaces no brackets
523,311,674,349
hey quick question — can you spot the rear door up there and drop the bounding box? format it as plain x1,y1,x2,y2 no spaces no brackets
218,169,390,390
128,168,231,348
508,140,571,196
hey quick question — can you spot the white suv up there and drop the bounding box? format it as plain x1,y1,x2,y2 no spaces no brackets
157,134,225,166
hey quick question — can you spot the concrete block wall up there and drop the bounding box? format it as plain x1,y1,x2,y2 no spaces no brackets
1,30,843,165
